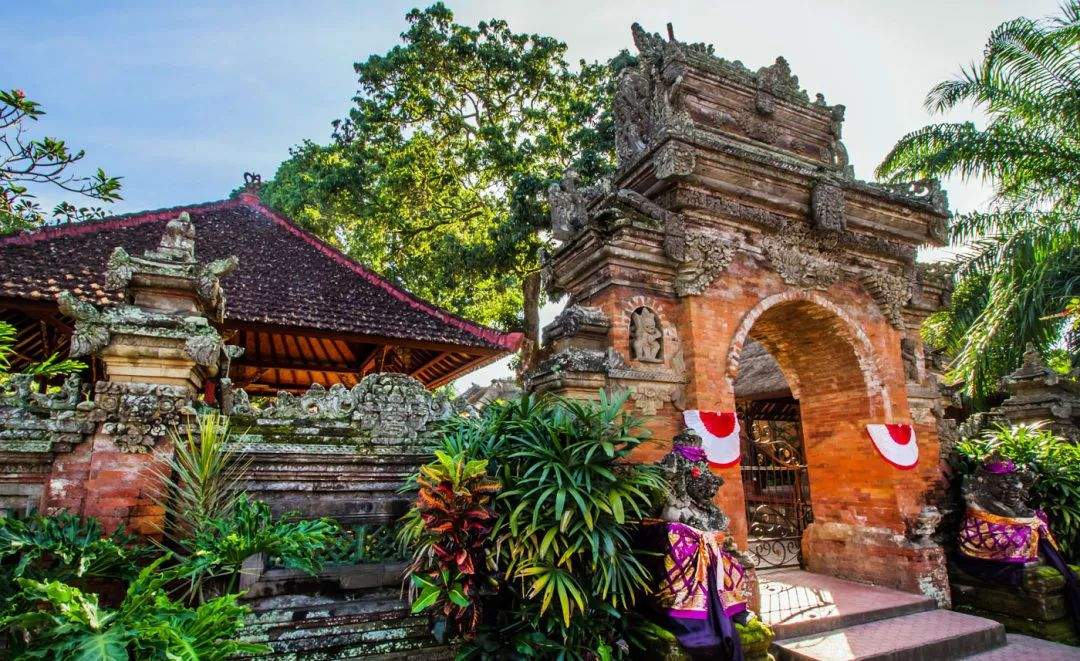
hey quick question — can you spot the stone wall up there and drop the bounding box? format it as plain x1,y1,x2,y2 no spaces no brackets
222,375,454,523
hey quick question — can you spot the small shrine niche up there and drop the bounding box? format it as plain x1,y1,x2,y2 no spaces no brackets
630,306,663,362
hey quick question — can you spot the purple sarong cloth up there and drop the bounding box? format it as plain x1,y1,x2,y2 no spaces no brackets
641,521,745,661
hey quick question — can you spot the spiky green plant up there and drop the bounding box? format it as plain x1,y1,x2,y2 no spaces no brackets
152,411,247,542
877,3,1080,405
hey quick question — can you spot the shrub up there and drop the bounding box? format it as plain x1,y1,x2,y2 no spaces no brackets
0,512,153,610
402,391,666,658
398,449,501,640
954,423,1080,561
1,556,267,660
181,494,340,593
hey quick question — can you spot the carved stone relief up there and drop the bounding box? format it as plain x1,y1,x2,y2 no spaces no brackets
652,141,696,180
810,181,846,231
663,222,733,297
630,307,664,362
628,382,676,416
761,223,841,289
548,168,589,241
89,381,194,453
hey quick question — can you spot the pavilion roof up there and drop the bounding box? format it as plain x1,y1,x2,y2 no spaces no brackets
0,194,520,390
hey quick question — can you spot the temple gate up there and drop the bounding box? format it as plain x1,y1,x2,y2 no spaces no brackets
528,24,954,603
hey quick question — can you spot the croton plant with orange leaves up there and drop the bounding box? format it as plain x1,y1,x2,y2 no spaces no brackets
399,449,501,640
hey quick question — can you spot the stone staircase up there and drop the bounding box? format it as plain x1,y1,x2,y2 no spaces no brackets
762,569,1079,660
232,560,449,660
235,588,450,660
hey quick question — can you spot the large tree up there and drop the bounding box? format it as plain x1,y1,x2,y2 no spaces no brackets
877,2,1080,405
261,4,622,364
1,89,122,234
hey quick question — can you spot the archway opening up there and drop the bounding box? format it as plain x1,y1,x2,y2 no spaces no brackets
730,297,885,569
734,339,810,569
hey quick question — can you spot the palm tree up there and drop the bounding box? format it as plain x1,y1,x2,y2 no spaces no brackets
877,2,1080,406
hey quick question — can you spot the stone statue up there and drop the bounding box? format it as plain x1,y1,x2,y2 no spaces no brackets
630,307,663,362
659,429,729,531
962,451,1037,518
145,212,196,263
548,168,588,241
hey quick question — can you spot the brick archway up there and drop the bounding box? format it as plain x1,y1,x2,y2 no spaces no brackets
725,290,892,419
727,293,901,534
529,24,954,602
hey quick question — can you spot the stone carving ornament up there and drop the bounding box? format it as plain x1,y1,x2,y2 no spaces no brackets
663,220,733,297
547,168,589,241
761,223,841,289
861,271,913,329
253,373,452,446
88,381,193,453
630,307,663,362
810,181,846,231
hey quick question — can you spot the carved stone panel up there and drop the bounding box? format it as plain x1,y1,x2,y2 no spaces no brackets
861,271,912,329
762,224,841,289
810,181,846,231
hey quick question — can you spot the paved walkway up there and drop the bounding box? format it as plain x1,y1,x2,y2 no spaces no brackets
758,569,1079,660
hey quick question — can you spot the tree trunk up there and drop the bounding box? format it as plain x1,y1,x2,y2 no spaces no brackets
520,271,542,376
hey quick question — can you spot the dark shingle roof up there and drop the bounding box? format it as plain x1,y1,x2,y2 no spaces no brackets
0,195,521,352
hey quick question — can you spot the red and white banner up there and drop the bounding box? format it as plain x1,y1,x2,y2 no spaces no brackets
683,410,741,468
865,423,918,469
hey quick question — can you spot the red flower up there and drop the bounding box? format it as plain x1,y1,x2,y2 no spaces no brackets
690,466,702,478
14,89,24,99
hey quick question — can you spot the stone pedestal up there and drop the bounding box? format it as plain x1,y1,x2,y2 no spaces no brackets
950,561,1079,645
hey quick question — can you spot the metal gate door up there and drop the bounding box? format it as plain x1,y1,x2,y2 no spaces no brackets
738,400,813,569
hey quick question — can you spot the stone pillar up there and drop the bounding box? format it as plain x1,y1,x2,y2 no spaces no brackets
42,212,237,534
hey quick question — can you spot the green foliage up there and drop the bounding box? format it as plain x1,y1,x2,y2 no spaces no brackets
953,424,1080,561
0,512,153,609
0,320,86,386
1,557,267,660
398,450,501,639
325,523,407,564
261,3,623,343
408,391,665,658
878,3,1080,405
1,88,122,234
182,494,340,592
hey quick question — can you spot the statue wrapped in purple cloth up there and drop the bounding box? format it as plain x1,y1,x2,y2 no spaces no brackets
955,451,1080,634
640,429,764,660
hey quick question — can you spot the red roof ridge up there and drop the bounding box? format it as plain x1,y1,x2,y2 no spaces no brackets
0,198,242,247
237,192,522,352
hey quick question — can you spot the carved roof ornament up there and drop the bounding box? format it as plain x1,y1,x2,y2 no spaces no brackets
242,171,263,193
755,56,803,115
880,178,950,216
614,24,698,168
761,223,841,289
145,212,197,263
861,271,913,328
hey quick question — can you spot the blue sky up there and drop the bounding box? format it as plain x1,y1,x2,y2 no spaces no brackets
2,0,1059,388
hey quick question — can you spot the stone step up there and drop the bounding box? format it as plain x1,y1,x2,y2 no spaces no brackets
961,633,1080,659
772,609,1006,661
761,569,938,640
